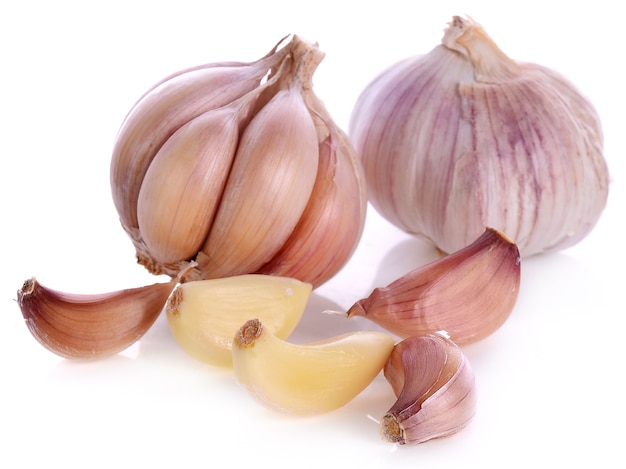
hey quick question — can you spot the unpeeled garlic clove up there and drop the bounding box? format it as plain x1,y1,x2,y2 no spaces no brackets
166,275,312,366
136,107,241,264
196,84,320,278
17,278,176,359
257,125,367,286
111,37,290,235
232,318,395,415
381,333,477,445
346,227,520,345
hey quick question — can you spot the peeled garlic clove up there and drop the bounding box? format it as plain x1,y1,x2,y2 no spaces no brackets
349,15,609,257
346,227,520,345
112,35,366,288
381,333,477,445
17,278,175,359
166,275,311,366
232,318,395,415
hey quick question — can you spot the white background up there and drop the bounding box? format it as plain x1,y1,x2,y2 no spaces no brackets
1,1,624,467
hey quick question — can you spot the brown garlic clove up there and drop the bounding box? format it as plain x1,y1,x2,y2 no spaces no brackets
381,333,477,445
346,227,520,345
17,278,176,359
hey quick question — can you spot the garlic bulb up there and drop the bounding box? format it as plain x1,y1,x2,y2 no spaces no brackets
349,16,609,257
111,35,366,287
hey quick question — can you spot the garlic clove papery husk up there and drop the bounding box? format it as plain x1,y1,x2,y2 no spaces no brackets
196,84,320,278
111,35,367,288
349,15,609,257
380,333,477,445
346,227,521,345
136,106,241,263
17,277,176,359
257,122,367,285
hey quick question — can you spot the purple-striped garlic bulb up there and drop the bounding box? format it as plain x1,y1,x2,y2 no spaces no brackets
349,15,609,257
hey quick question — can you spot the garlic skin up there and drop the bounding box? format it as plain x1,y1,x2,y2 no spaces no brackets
349,16,609,257
111,35,366,288
166,275,312,367
17,278,175,359
232,318,395,415
347,227,520,345
381,334,477,445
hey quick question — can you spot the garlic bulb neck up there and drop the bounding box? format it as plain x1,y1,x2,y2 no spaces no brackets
442,15,518,83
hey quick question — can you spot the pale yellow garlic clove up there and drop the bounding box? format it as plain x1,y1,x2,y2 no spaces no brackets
346,228,520,345
166,275,311,367
232,318,395,415
17,278,176,359
349,15,609,257
380,333,477,445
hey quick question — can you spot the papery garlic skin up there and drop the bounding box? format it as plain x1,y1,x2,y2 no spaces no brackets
381,334,477,445
347,227,520,345
17,278,175,359
349,16,609,257
111,35,366,288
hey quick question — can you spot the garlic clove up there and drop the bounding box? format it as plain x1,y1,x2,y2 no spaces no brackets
257,127,367,286
380,333,477,445
232,318,395,415
346,227,520,345
166,275,311,367
111,39,290,235
136,107,240,264
196,83,320,279
17,278,176,359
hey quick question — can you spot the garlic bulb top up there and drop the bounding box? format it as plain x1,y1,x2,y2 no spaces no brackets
349,16,609,257
110,35,367,287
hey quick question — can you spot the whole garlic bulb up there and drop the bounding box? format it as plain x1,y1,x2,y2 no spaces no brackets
111,35,367,287
349,16,609,257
